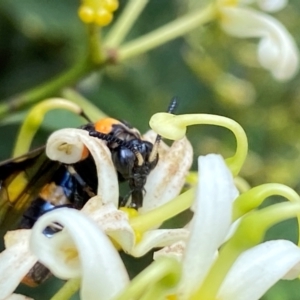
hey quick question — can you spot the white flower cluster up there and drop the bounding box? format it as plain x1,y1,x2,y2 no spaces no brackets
218,0,299,80
1,125,300,300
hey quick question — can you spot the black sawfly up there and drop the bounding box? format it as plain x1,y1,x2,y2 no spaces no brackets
0,97,178,286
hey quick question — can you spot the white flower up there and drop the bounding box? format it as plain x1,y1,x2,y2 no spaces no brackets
46,128,193,256
219,240,300,300
241,0,288,12
155,154,300,299
218,0,299,80
30,208,129,300
0,127,193,298
0,230,37,300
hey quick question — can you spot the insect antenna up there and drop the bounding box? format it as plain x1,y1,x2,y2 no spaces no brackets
80,111,93,123
148,97,178,163
167,96,178,114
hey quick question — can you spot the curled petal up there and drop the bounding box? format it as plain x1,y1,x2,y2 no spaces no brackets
46,128,118,206
30,208,129,300
239,0,288,12
154,241,186,261
82,196,135,253
219,240,300,300
257,0,288,12
220,7,299,80
177,154,238,299
0,230,37,300
141,134,193,213
130,228,189,257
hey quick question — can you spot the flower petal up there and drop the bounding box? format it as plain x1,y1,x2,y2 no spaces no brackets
238,0,288,11
30,208,129,300
218,240,300,300
177,154,238,299
130,228,189,257
257,0,288,12
141,133,193,213
82,196,135,253
46,128,118,206
153,240,186,261
220,6,299,80
0,230,37,300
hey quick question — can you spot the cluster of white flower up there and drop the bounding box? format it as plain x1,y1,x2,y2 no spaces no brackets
218,0,298,80
1,108,300,300
0,0,300,299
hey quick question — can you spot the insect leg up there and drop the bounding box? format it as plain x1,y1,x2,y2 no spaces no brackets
65,165,95,207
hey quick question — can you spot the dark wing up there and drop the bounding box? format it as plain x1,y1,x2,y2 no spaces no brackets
0,146,60,230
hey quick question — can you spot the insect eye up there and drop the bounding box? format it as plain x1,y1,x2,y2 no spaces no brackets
111,147,135,179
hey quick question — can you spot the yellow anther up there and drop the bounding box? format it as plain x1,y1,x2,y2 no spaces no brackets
119,207,139,218
103,0,119,12
78,6,95,24
134,229,142,243
95,8,113,26
57,143,72,155
61,247,79,263
166,295,177,300
119,208,143,242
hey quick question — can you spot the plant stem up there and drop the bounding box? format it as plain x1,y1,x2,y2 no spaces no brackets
104,0,149,47
50,278,81,300
0,58,95,119
0,4,217,118
88,24,103,64
233,183,300,246
115,258,181,300
130,188,195,233
117,4,217,61
12,98,88,157
61,88,107,121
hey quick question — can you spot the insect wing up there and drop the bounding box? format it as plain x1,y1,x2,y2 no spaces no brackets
0,147,60,230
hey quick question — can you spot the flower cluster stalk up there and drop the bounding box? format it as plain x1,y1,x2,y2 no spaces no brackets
0,3,216,119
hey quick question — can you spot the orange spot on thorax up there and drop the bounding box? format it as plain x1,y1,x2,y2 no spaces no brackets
94,118,119,134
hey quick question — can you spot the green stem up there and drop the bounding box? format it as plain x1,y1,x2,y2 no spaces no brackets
61,88,107,122
50,278,81,300
233,183,300,220
114,257,181,300
12,99,87,157
88,24,104,64
0,3,217,117
0,59,94,119
233,176,251,193
192,202,300,300
233,183,300,247
117,4,217,61
104,0,149,47
130,188,195,233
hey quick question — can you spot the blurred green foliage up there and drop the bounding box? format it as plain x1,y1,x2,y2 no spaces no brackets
0,0,300,299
